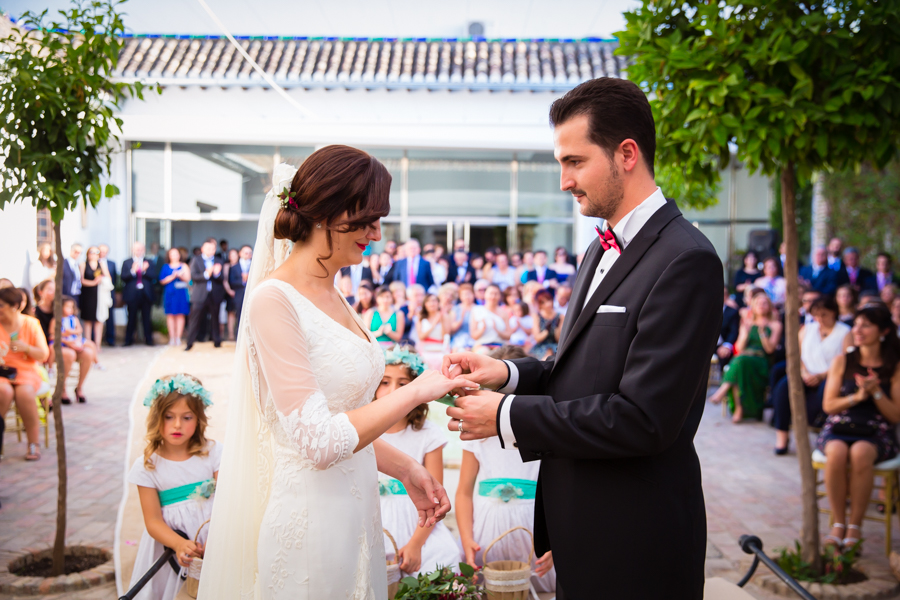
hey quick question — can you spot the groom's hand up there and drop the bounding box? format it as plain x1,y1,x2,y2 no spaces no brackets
441,352,508,390
446,390,504,441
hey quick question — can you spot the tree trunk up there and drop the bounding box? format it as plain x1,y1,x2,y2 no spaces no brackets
51,221,68,576
781,163,821,571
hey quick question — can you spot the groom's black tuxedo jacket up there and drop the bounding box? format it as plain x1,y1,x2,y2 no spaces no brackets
506,199,722,600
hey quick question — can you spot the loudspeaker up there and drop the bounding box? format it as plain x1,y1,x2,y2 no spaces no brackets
747,229,780,262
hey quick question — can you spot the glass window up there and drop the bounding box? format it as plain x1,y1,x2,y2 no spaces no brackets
408,158,511,217
518,160,574,219
132,142,165,213
517,222,573,254
171,144,275,215
365,149,403,218
280,146,316,169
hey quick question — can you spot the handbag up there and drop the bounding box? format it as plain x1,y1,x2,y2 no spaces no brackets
830,412,878,437
0,365,17,381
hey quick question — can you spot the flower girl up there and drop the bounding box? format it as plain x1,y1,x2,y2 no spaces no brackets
128,374,221,600
455,346,556,592
376,346,460,576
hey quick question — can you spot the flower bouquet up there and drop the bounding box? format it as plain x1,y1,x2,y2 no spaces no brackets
394,563,484,599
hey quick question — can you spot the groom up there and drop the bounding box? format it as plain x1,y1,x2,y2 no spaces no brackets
443,78,722,599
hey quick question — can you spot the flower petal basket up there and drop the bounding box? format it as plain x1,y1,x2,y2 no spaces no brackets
384,528,401,599
184,519,210,598
482,526,534,600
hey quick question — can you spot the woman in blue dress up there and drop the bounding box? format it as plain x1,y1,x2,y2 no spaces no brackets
159,248,191,346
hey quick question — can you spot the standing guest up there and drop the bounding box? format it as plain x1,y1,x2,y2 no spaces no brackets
424,247,447,287
340,256,374,298
817,305,900,553
452,251,477,285
450,283,478,350
502,285,521,308
79,246,110,351
772,296,851,455
510,252,523,278
837,285,859,327
452,238,467,255
185,239,224,351
383,239,398,258
732,251,760,306
29,242,56,290
231,245,252,332
754,256,786,311
882,284,898,308
377,252,394,285
435,256,451,286
875,253,898,292
61,243,83,308
554,284,573,316
389,239,435,292
368,252,384,286
517,251,535,284
218,239,229,261
710,291,782,422
471,284,510,351
339,275,355,305
416,294,448,370
98,244,118,347
524,250,558,289
0,287,49,460
121,242,157,346
223,249,240,341
800,247,839,296
842,247,876,292
531,289,563,359
470,255,486,279
354,281,375,315
717,286,741,366
827,237,844,271
551,247,576,284
490,253,518,291
159,248,191,347
366,285,405,348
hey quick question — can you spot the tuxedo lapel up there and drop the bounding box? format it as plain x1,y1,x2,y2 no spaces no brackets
553,201,682,367
557,238,603,347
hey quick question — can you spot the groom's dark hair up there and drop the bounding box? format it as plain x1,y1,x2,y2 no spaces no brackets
549,77,656,176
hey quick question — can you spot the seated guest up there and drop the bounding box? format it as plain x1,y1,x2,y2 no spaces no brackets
836,285,858,327
893,297,900,334
717,286,740,366
754,257,786,311
800,288,822,326
470,284,510,351
732,251,761,307
502,285,521,308
859,290,884,309
800,247,839,296
376,252,394,285
416,294,448,370
449,283,477,350
772,296,852,454
842,247,876,292
354,280,375,315
524,250,558,288
365,285,405,349
402,284,426,344
490,253,518,291
0,287,50,460
816,305,900,553
473,279,489,305
554,284,573,317
881,284,897,308
508,302,534,348
531,289,563,359
59,296,97,403
452,251,477,285
710,291,782,422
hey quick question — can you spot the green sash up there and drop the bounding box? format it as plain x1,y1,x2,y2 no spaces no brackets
477,478,536,502
378,478,407,496
158,479,216,507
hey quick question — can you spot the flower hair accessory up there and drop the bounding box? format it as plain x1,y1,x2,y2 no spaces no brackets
143,374,213,408
383,345,427,377
277,186,298,210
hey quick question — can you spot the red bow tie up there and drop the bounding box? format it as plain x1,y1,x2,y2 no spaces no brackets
596,226,621,254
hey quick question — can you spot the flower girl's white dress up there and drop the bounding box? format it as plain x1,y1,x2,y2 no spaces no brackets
463,436,556,593
248,280,387,600
127,441,222,600
378,420,461,576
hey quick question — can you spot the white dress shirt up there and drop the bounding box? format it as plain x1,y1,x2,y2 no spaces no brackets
496,187,668,449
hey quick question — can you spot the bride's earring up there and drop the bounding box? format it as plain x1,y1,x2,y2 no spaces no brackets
316,223,322,229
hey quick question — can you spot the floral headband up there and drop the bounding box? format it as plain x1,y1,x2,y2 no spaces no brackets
277,186,298,210
143,374,213,408
383,345,427,377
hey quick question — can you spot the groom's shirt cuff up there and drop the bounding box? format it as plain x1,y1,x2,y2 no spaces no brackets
497,395,517,449
498,360,519,394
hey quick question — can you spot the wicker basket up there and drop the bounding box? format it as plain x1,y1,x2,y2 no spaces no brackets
482,526,534,600
384,528,401,599
183,519,210,598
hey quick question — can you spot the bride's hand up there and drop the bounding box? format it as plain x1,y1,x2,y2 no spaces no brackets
400,461,451,528
405,370,477,404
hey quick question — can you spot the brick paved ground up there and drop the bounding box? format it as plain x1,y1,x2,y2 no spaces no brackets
0,346,162,600
3,344,899,599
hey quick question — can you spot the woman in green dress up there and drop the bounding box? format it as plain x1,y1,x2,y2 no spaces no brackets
711,290,782,422
364,285,406,348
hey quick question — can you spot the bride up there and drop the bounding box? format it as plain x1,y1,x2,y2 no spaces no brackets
198,146,475,600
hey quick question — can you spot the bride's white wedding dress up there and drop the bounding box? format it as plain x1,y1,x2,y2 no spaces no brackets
247,279,387,599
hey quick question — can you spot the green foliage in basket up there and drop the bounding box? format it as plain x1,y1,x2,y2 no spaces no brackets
394,563,484,599
776,540,864,584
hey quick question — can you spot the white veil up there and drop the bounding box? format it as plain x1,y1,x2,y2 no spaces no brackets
197,163,297,600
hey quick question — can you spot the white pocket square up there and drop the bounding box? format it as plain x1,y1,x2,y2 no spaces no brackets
597,305,626,313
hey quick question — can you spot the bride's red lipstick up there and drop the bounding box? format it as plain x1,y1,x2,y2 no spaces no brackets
356,243,367,250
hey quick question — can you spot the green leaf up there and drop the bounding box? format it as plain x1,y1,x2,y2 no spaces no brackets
788,61,808,82
400,576,418,589
459,562,475,577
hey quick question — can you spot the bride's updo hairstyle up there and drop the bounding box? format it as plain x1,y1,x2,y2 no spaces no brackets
274,145,391,272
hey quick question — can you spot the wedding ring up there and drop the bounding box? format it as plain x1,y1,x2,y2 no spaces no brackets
458,419,465,434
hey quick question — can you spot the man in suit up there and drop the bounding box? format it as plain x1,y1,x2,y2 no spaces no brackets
799,247,839,295
121,241,157,346
98,244,117,346
827,237,844,271
842,247,876,291
451,250,477,284
185,238,225,350
229,245,253,333
61,243,83,308
442,77,722,599
523,249,559,288
875,252,899,292
718,286,740,366
340,257,374,297
388,238,435,292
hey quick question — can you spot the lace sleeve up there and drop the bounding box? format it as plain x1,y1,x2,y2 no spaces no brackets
248,284,360,470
